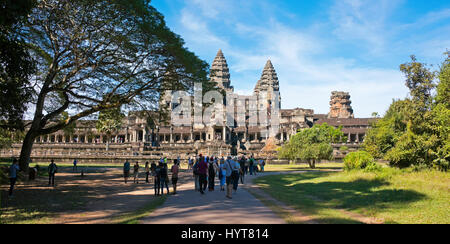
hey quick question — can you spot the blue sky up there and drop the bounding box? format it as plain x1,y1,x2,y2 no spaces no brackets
152,0,450,117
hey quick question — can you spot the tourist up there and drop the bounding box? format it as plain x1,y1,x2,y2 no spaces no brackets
253,158,258,176
260,159,266,172
154,162,162,196
208,159,218,191
8,158,20,198
224,156,240,199
249,155,255,175
243,157,249,175
188,157,193,171
123,159,131,184
171,160,179,194
198,155,208,194
219,157,226,191
239,156,246,184
193,156,200,191
145,161,150,183
160,161,169,195
73,159,78,172
133,161,140,184
48,159,58,186
150,162,156,176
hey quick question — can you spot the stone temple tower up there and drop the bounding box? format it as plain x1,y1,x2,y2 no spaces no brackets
254,60,281,110
328,91,354,119
210,49,234,93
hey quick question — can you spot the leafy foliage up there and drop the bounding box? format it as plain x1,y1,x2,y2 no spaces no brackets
13,0,211,169
96,107,125,138
278,123,344,168
0,0,36,130
343,151,376,171
364,54,450,171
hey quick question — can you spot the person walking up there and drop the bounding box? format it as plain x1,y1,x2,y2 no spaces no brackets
154,162,162,196
48,159,58,187
260,159,266,172
8,159,20,198
193,156,200,191
133,162,140,184
171,160,179,194
123,160,131,184
224,156,240,199
249,156,255,175
243,156,249,175
219,157,226,191
198,155,208,194
73,159,78,172
160,162,169,195
239,156,246,184
208,159,218,191
188,157,193,171
145,161,150,183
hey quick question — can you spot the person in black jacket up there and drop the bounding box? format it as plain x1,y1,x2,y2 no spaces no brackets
160,162,170,195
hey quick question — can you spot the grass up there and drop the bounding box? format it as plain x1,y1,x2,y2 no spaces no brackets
111,195,167,224
254,166,450,224
263,162,344,172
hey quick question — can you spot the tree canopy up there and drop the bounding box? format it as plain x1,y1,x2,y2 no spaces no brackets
278,123,344,168
363,54,450,171
12,0,212,169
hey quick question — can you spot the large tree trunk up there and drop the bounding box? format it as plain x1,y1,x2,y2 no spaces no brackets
18,129,37,172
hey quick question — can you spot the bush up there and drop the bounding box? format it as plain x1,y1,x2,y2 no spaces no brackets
344,151,375,171
364,161,383,172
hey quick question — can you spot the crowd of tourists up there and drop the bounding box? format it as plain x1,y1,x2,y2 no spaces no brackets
7,154,265,200
122,154,265,199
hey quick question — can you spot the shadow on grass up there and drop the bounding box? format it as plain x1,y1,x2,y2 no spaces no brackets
255,171,426,223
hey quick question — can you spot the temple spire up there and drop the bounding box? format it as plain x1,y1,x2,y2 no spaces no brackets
255,59,280,93
210,49,233,92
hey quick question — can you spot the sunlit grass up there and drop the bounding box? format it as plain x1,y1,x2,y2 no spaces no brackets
254,167,450,224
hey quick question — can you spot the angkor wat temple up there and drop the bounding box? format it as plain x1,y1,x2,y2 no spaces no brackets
1,50,376,163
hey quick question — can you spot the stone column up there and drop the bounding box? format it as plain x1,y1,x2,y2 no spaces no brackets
223,127,226,143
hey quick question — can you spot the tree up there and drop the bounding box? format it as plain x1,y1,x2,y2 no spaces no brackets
15,0,211,170
278,123,344,168
96,107,125,150
364,54,450,170
0,0,36,130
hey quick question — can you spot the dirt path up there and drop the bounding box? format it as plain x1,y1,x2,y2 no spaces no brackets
142,172,286,224
1,167,169,224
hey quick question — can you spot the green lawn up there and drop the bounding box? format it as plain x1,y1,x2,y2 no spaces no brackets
254,166,450,224
263,162,344,172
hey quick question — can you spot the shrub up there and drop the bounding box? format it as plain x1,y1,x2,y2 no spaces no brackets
344,151,375,171
364,161,383,172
